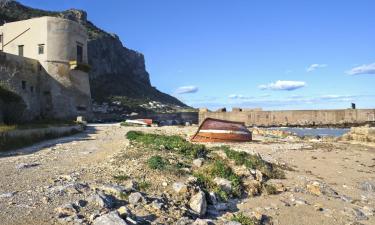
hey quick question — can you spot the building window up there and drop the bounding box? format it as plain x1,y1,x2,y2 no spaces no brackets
21,80,26,90
77,43,83,63
0,35,3,43
38,44,45,54
30,86,34,93
18,45,24,56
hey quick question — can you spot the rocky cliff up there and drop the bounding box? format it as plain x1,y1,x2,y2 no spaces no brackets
0,1,187,114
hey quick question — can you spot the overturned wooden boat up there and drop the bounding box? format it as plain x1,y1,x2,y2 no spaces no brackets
125,119,153,126
191,118,252,142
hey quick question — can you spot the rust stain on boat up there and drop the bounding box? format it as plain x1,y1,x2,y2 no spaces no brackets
191,118,252,143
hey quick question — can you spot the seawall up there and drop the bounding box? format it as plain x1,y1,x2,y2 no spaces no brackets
199,108,375,127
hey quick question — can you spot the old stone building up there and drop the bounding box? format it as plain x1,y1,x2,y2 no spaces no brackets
0,16,92,122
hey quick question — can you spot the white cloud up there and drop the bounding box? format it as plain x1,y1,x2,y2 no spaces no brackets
228,94,245,99
259,80,306,91
346,63,375,75
174,85,199,94
306,64,327,72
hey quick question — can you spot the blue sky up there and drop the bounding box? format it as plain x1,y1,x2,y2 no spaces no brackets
19,0,375,110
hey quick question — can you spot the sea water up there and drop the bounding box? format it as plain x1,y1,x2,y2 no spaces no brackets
268,127,350,137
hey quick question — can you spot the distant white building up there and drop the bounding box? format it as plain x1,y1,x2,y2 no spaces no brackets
0,16,92,121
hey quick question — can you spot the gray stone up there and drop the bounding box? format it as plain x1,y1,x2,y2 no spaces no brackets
89,192,115,209
173,182,188,194
360,181,375,192
117,206,131,217
351,208,369,221
55,203,77,218
255,170,263,182
124,180,136,192
176,217,194,225
189,191,207,216
214,177,232,193
128,192,144,205
225,222,242,225
16,163,40,170
362,206,374,217
0,192,15,198
151,200,164,210
193,218,209,225
93,211,127,225
193,158,204,168
101,184,126,197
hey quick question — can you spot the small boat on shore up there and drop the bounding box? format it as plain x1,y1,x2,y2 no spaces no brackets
191,118,252,143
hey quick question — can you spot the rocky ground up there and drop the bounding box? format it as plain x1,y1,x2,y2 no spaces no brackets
0,124,374,225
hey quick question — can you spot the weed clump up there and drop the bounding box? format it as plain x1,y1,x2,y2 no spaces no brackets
126,131,207,159
194,159,242,200
221,146,285,180
147,155,168,170
113,175,130,182
263,183,279,195
231,213,257,225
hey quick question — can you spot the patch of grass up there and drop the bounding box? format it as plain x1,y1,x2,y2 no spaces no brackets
222,147,285,180
194,160,242,199
138,180,151,191
147,155,168,170
113,175,130,182
263,183,278,195
231,213,257,225
126,131,207,159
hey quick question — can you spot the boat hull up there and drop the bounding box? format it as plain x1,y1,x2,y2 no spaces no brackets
191,118,252,142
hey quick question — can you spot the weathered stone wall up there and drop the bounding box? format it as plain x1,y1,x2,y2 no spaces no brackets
199,108,375,127
0,52,42,122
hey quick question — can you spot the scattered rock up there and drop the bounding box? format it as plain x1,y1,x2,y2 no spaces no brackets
360,181,375,192
16,163,40,170
93,211,127,225
307,182,322,196
176,217,194,225
0,192,16,198
255,170,264,182
233,165,251,177
88,192,115,209
128,192,144,205
117,206,131,217
214,177,232,193
55,203,77,218
151,200,164,210
101,184,127,197
172,182,188,194
243,179,262,196
189,191,207,216
350,208,368,220
124,180,136,192
193,218,209,225
225,222,241,225
193,158,204,168
362,206,374,217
